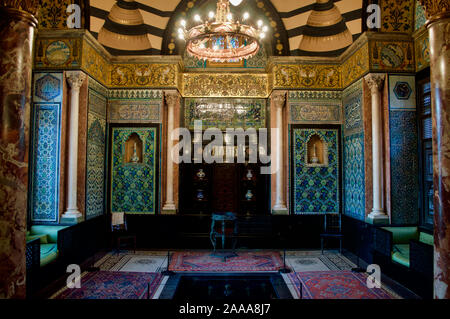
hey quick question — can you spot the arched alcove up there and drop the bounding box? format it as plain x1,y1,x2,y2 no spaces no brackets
125,133,143,164
305,134,328,167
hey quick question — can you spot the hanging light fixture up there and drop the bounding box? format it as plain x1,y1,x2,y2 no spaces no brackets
177,0,268,62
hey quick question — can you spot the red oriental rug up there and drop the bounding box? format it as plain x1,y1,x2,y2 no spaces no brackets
288,271,400,299
52,271,163,299
169,251,284,272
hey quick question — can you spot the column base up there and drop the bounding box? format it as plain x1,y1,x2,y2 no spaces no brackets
365,211,389,225
272,207,289,215
162,203,177,215
61,210,83,224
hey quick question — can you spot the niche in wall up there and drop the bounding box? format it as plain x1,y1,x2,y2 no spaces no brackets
125,133,143,164
306,134,328,167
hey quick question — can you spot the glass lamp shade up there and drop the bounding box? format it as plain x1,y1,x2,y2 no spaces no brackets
229,0,243,6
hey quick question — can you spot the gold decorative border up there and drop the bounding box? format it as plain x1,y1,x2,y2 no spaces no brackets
272,64,341,90
182,73,269,98
341,43,370,89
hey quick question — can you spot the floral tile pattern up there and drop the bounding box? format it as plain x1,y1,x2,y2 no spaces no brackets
292,129,339,215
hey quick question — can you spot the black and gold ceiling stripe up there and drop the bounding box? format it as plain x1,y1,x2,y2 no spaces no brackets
89,0,362,57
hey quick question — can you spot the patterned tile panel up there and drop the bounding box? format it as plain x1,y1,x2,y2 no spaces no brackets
111,128,157,214
389,75,416,111
30,72,63,223
389,111,419,224
381,0,415,33
292,129,339,215
86,79,107,220
288,91,342,124
343,79,364,136
108,89,163,123
30,104,61,223
343,133,366,221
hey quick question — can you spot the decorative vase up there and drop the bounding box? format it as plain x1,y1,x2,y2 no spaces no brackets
245,190,253,201
246,169,253,180
197,168,206,180
311,143,319,164
130,142,140,163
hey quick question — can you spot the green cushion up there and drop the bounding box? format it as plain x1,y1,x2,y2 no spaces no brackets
419,232,433,246
40,244,58,267
392,244,410,267
26,234,48,244
382,227,419,244
30,225,68,243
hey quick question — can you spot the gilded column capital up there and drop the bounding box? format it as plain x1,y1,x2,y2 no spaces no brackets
0,0,39,16
365,74,385,94
419,0,450,21
66,71,86,91
164,90,180,108
271,91,287,109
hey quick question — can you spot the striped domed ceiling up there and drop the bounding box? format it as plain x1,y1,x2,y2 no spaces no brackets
89,0,363,57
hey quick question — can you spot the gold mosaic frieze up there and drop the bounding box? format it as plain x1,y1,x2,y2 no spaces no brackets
273,64,341,90
110,64,178,88
341,43,370,89
182,73,269,98
81,40,110,86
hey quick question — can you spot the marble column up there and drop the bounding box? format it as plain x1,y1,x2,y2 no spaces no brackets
0,3,38,298
271,91,288,215
61,71,86,224
419,0,450,299
162,91,179,214
365,74,389,224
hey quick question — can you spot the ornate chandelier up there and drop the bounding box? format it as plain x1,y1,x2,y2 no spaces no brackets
177,0,268,62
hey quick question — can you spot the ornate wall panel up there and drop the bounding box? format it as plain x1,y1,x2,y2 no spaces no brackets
86,78,107,220
292,128,340,215
343,79,364,136
273,64,341,90
34,38,82,69
381,0,415,33
182,73,269,98
370,40,415,72
38,0,76,30
30,72,63,223
341,43,370,89
111,127,157,214
110,64,178,88
342,79,365,221
288,91,342,124
108,90,163,123
415,31,430,71
388,75,419,224
343,133,366,221
81,40,110,86
184,98,266,130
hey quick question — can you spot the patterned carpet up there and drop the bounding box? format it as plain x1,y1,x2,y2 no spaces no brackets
51,271,163,299
288,271,400,299
169,251,284,272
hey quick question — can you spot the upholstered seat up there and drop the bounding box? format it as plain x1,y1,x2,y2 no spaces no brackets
392,244,410,267
40,244,58,267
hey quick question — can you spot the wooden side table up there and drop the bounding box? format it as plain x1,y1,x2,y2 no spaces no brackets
210,212,238,261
